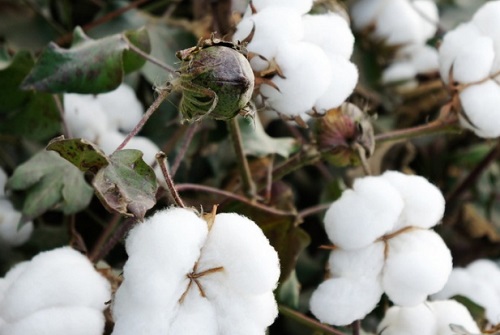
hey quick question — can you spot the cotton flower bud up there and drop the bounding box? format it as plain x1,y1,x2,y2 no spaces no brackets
314,103,374,166
175,38,255,122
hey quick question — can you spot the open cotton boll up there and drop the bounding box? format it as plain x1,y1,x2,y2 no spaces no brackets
198,213,280,295
431,300,481,335
412,0,439,41
64,94,109,142
309,276,384,326
406,44,439,74
96,84,143,132
381,171,445,230
466,259,500,293
452,36,495,84
350,0,385,31
233,7,303,68
471,1,500,73
377,303,438,335
324,176,403,250
383,229,452,306
245,0,313,15
314,56,358,112
328,242,385,279
0,201,33,247
459,80,500,138
0,247,111,322
302,13,355,59
260,42,331,118
382,61,418,88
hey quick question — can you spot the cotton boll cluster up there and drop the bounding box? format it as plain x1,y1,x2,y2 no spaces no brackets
378,300,480,335
432,258,500,325
233,1,358,121
351,0,439,87
112,207,280,335
0,168,33,247
439,1,500,138
310,171,452,326
0,247,111,335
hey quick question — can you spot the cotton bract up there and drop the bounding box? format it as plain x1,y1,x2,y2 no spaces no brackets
0,247,111,335
310,171,452,326
438,1,500,138
234,1,358,120
111,207,280,335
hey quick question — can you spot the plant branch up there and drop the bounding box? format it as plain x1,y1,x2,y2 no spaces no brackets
92,217,137,262
298,203,332,219
156,152,186,208
52,94,71,138
278,305,347,335
114,85,171,152
124,36,178,75
272,145,321,182
171,122,199,177
89,213,122,262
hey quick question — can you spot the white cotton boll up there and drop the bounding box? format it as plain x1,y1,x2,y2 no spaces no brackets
431,268,474,300
260,42,332,118
438,23,484,84
413,0,439,42
381,171,445,230
471,1,500,73
64,94,108,142
0,262,28,302
96,131,123,155
350,0,385,31
383,230,452,306
324,176,403,250
328,242,385,279
0,247,111,322
246,0,313,15
377,303,438,335
97,131,160,165
459,80,500,138
310,276,383,326
96,84,143,132
410,45,439,74
314,56,358,112
302,13,355,59
0,201,33,247
451,36,495,84
233,7,303,63
382,61,418,85
431,300,481,335
199,213,279,295
466,259,500,294
0,307,105,335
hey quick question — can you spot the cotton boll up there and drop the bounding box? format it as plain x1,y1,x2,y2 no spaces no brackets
438,23,484,84
246,0,313,15
431,300,481,335
466,259,500,294
377,303,438,335
328,242,385,279
0,307,105,335
459,80,500,138
199,213,280,295
96,84,143,132
383,230,452,306
302,13,355,59
350,0,385,31
0,262,28,302
0,201,33,247
309,276,383,326
64,94,108,141
431,268,475,301
413,0,439,42
0,247,111,322
472,1,500,73
260,42,332,118
410,45,439,74
381,171,445,230
382,61,418,85
233,7,303,64
452,36,495,84
324,176,403,250
314,56,358,112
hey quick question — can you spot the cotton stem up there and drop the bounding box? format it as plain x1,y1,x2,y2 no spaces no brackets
156,152,186,208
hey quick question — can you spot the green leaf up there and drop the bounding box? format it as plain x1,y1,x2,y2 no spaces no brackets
93,149,157,220
6,150,94,218
277,270,301,309
21,26,150,93
240,116,298,158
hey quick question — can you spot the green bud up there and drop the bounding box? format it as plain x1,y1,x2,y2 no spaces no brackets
175,37,255,122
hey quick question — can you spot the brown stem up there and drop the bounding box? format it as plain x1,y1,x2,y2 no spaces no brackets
278,305,348,335
115,86,171,152
298,203,332,219
351,320,361,335
91,217,137,262
124,36,178,75
156,152,186,208
272,145,321,182
171,122,200,177
89,213,122,262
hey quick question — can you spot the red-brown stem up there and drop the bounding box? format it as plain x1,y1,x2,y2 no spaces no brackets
278,305,348,335
89,213,122,262
171,122,200,177
156,152,186,208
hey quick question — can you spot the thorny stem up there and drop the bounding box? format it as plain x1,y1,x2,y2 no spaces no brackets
446,140,500,205
171,122,200,177
89,213,122,262
227,118,257,199
124,36,178,75
278,305,348,335
115,86,171,152
52,94,71,138
156,152,186,208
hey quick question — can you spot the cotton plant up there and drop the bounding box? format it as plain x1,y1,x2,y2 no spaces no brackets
438,1,500,138
309,171,452,326
0,247,111,335
111,207,280,335
0,168,33,247
378,300,480,335
432,258,500,326
233,0,358,123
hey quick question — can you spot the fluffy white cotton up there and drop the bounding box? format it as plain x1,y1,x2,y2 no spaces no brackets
452,36,494,84
0,247,110,335
377,302,437,335
382,61,418,85
260,42,332,118
328,242,385,279
458,80,500,138
381,171,445,230
383,230,453,306
168,288,218,334
410,45,440,74
0,201,33,247
64,94,109,141
431,300,481,335
96,84,143,132
246,0,313,15
324,176,404,250
310,276,384,326
98,131,160,165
